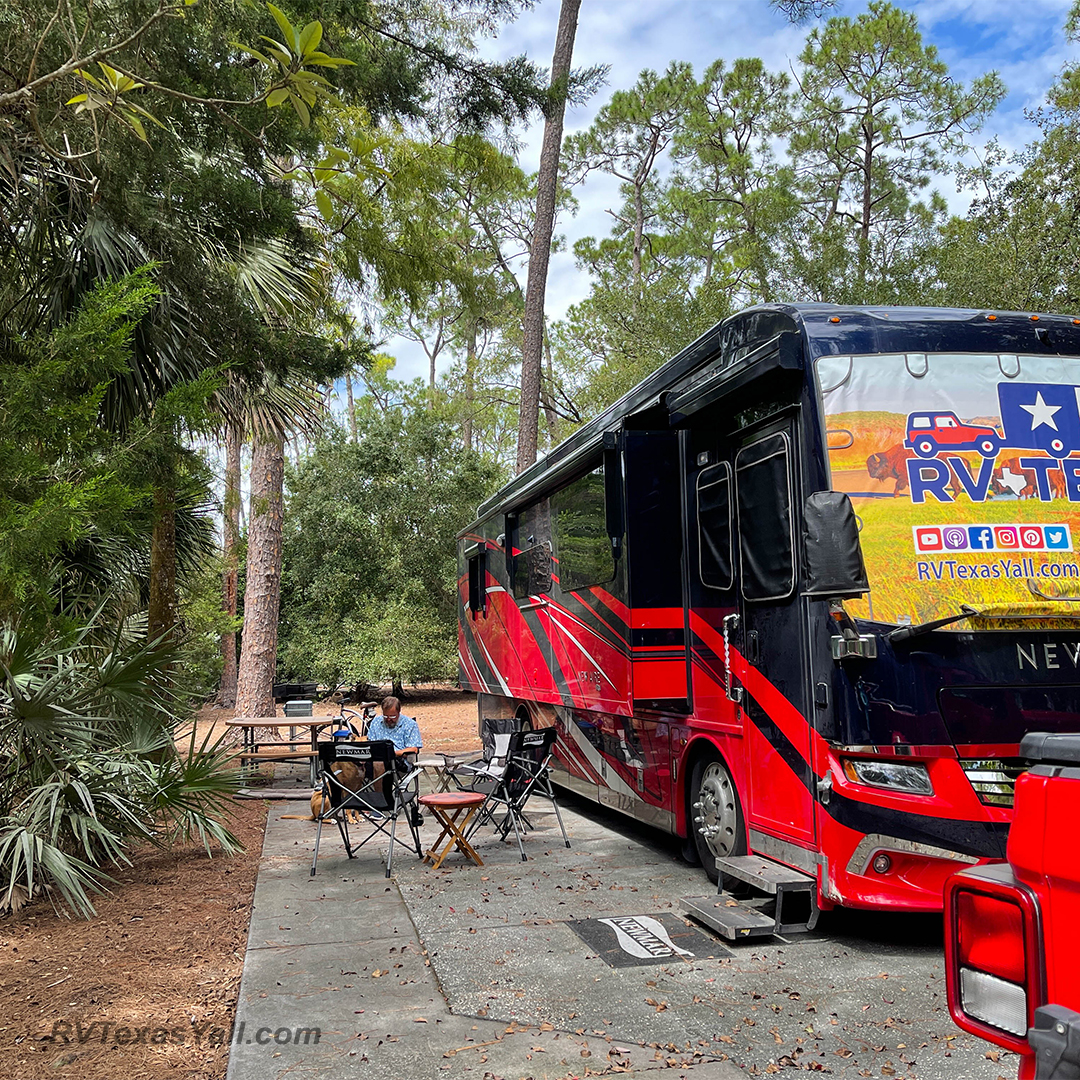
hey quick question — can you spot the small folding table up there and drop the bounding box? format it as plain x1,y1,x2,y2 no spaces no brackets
418,791,486,869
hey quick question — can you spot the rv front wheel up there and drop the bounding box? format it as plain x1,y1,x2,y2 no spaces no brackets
690,755,745,884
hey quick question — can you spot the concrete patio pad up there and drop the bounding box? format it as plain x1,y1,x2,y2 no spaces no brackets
227,790,998,1080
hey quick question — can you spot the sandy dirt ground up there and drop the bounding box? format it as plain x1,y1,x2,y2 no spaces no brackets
190,684,482,756
2,685,480,1080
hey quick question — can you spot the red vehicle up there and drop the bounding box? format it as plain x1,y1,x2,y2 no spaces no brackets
458,305,1080,917
904,410,1002,458
945,732,1080,1078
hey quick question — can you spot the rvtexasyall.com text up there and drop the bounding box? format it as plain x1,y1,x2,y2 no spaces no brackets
41,1018,321,1047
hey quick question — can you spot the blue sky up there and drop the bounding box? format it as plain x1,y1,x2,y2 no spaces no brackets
375,0,1077,384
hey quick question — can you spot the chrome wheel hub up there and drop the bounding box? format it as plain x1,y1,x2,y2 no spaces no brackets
693,761,738,859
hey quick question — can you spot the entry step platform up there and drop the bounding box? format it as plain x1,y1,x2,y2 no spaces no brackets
682,854,820,941
681,895,777,940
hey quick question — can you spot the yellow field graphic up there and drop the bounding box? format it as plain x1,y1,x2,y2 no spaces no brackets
827,410,1080,627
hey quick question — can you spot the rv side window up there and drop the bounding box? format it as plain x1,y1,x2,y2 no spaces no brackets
697,462,732,591
467,548,486,615
552,465,614,592
736,433,795,601
512,498,552,599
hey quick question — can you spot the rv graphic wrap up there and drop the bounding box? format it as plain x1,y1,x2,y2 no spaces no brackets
820,354,1080,624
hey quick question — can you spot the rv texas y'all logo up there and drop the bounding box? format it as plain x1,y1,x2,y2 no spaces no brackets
904,383,1080,503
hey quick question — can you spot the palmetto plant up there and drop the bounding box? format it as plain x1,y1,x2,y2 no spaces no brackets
0,615,242,918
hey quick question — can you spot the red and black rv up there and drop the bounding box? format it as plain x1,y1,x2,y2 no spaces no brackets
457,305,1080,913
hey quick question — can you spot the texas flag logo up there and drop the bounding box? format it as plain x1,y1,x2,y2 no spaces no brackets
998,383,1080,457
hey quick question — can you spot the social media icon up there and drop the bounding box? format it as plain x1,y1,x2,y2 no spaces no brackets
916,528,942,551
995,526,1019,549
969,526,995,550
1045,526,1072,550
1021,526,1044,550
943,527,968,550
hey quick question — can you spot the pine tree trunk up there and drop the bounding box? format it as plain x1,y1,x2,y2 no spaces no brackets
217,420,242,706
345,372,357,442
235,429,285,717
148,482,177,644
517,0,581,475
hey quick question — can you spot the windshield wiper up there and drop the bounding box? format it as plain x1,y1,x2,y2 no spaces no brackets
888,606,978,644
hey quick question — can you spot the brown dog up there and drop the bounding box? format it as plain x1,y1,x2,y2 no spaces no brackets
284,757,371,821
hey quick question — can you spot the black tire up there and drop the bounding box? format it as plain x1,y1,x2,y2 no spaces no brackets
680,832,701,866
689,753,746,884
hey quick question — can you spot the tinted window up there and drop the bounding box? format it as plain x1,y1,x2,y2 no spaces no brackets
467,549,486,614
624,430,683,609
512,499,552,599
552,466,614,592
697,463,732,591
736,433,794,601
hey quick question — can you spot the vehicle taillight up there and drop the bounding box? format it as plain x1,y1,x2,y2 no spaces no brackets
945,865,1044,1055
957,891,1026,984
957,891,1028,1036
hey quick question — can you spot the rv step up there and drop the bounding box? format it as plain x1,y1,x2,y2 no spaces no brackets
717,854,820,935
682,854,820,940
681,895,778,941
716,854,815,893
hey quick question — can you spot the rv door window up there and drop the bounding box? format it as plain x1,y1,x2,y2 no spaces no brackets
736,433,795,602
512,498,552,599
697,462,733,591
552,466,615,592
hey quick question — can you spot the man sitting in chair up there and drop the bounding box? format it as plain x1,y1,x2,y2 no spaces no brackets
366,696,423,826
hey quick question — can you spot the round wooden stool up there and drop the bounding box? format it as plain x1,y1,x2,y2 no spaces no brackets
418,791,486,869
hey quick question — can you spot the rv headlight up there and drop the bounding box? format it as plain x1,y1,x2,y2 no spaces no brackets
842,758,933,796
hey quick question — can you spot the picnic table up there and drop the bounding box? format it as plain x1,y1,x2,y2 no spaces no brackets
226,716,333,786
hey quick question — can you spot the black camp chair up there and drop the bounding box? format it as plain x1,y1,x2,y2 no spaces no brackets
467,727,571,861
442,715,520,791
310,740,422,878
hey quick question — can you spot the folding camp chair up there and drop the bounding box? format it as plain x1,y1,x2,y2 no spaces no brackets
442,715,519,791
467,727,571,861
310,740,423,878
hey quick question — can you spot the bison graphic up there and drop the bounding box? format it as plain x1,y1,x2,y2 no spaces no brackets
866,444,964,498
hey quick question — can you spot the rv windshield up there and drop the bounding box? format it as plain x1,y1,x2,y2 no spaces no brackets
818,351,1080,627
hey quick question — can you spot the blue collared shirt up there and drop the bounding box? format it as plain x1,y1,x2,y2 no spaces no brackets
366,713,423,752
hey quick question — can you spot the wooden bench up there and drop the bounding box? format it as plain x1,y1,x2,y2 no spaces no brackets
238,749,320,763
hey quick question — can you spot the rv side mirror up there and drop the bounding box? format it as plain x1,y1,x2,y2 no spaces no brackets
803,491,869,599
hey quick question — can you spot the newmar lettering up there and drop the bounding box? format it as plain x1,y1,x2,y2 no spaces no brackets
1017,641,1080,671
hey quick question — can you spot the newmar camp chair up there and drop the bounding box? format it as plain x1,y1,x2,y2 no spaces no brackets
310,740,423,878
468,727,571,861
442,715,519,791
